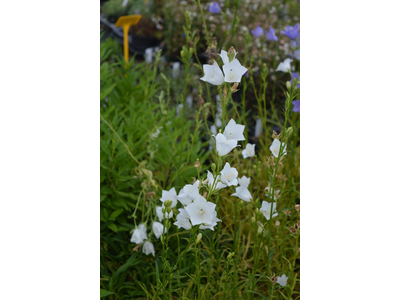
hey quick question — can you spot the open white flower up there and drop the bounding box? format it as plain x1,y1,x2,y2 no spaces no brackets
155,206,173,222
223,119,245,141
200,60,225,86
199,210,221,230
276,274,289,286
242,143,255,158
222,59,248,83
142,241,155,256
219,49,237,65
232,186,252,202
238,175,251,189
174,208,192,230
220,162,239,186
152,221,167,239
269,139,287,158
214,133,237,156
260,201,278,220
185,195,217,226
207,171,227,191
177,180,200,206
130,223,148,244
232,176,252,202
276,58,293,72
159,187,178,208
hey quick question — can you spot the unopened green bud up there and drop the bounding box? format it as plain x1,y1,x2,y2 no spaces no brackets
211,163,216,172
164,200,173,207
185,11,191,25
257,226,263,235
251,216,256,223
228,46,236,62
196,233,202,244
180,50,185,58
284,127,293,139
286,81,291,90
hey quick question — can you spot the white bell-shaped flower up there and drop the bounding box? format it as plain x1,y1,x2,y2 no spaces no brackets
200,60,225,86
130,223,148,244
185,195,217,226
220,162,239,186
152,221,167,239
232,186,252,202
276,58,293,72
207,171,227,191
276,274,289,286
222,59,248,83
242,143,255,158
219,49,237,65
214,133,238,156
199,210,221,231
159,187,178,208
177,180,200,206
260,201,278,220
142,241,155,256
223,119,245,141
174,208,192,230
269,139,287,158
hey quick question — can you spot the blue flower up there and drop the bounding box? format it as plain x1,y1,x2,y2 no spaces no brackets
266,26,278,41
292,100,300,113
294,49,300,60
281,23,300,40
209,2,221,14
251,26,264,38
291,72,300,89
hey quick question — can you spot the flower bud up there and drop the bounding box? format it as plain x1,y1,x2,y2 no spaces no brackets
257,226,263,235
211,163,216,172
196,233,202,244
227,46,236,62
164,200,173,208
286,81,291,90
251,216,256,223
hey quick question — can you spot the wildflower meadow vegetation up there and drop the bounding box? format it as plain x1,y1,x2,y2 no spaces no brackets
101,0,300,299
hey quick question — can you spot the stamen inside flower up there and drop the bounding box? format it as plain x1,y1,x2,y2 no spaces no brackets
199,209,205,215
229,70,235,81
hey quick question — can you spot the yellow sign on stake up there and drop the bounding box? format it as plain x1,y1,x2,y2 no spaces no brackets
115,15,142,63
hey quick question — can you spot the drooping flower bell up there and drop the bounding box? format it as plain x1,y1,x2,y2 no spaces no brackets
266,26,278,41
130,223,148,244
209,2,221,14
242,143,255,158
200,60,225,86
260,201,278,220
269,139,287,158
251,25,264,38
142,241,155,256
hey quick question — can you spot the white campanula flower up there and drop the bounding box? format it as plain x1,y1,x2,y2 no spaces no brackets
185,195,217,226
130,223,148,244
159,187,178,208
232,186,252,202
219,49,237,65
142,241,155,256
232,176,252,202
276,58,293,73
207,171,227,191
177,180,200,206
155,206,173,222
260,201,278,220
223,119,245,141
269,139,287,158
200,60,225,86
222,59,248,83
220,162,239,186
214,133,238,156
276,274,289,286
242,143,255,158
152,221,167,239
238,175,251,188
199,210,221,231
174,208,192,230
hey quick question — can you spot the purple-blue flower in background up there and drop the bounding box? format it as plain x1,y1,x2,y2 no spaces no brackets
292,100,300,113
266,26,278,41
291,72,300,89
281,23,300,40
251,26,264,38
294,49,300,60
209,2,221,14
